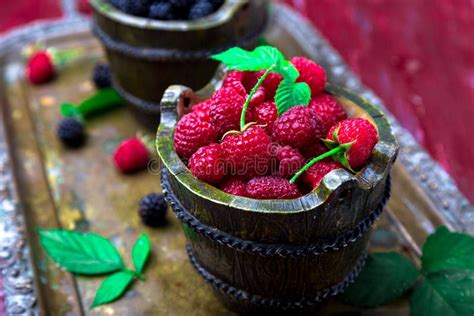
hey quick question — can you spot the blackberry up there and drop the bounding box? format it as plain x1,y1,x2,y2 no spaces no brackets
169,0,195,10
139,193,168,227
92,63,112,90
188,1,215,20
149,2,177,20
56,118,86,148
112,0,150,16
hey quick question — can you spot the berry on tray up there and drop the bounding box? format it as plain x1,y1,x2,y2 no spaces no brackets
113,137,151,173
92,63,112,90
26,51,55,85
56,118,86,148
139,193,168,227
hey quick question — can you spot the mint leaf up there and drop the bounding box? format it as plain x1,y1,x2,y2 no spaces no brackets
131,234,151,274
212,46,284,71
78,88,123,118
410,270,474,316
38,229,124,275
278,60,299,82
275,80,311,115
91,270,135,308
60,103,82,120
341,252,419,308
422,226,474,275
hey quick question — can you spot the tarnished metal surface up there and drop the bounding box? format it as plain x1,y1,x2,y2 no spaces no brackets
0,3,472,315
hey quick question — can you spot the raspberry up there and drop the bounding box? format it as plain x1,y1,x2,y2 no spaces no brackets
274,145,305,178
258,70,283,100
251,101,277,134
192,100,212,122
221,126,272,178
303,159,341,189
291,57,326,96
272,106,324,149
77,0,93,14
188,1,215,20
26,51,55,85
139,193,168,227
219,177,247,197
242,71,259,92
222,71,247,96
174,113,216,160
327,118,379,170
249,87,266,108
113,137,150,173
309,94,347,134
92,63,112,90
209,87,251,137
246,176,301,199
189,144,225,185
56,118,86,148
300,141,327,159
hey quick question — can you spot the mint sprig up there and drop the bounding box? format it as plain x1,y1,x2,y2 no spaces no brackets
342,226,474,315
212,46,311,121
39,229,151,308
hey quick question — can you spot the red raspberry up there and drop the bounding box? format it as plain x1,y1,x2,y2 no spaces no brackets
251,101,278,134
274,145,305,178
174,113,217,160
242,71,259,92
249,87,266,108
222,71,246,96
257,70,283,100
113,137,150,173
192,100,212,122
77,0,93,14
209,87,251,137
272,106,324,149
300,141,327,159
219,177,247,197
26,51,55,85
327,118,379,170
221,126,272,178
188,144,225,185
303,159,342,189
291,57,326,96
246,176,301,199
309,94,347,134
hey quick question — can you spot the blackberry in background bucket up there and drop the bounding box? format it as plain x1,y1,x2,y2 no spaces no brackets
109,0,224,20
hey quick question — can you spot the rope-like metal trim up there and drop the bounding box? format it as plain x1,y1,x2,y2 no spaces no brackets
162,169,391,258
92,21,265,61
112,79,161,113
186,243,367,310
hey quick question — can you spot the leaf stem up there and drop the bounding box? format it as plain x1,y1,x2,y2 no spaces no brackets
240,65,276,130
290,146,344,183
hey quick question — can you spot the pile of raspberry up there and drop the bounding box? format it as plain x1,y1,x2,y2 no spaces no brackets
174,57,378,200
109,0,224,21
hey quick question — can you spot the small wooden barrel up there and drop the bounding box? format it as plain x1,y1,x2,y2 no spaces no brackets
91,0,269,130
157,75,398,313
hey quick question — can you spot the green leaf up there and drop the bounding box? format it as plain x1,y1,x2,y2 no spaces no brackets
341,252,419,308
78,88,123,118
275,80,311,115
131,234,151,274
91,270,135,308
60,103,82,120
38,229,124,275
410,269,474,316
211,46,285,72
278,60,299,82
422,226,474,275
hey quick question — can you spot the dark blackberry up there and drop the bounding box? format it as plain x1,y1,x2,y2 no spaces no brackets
112,0,150,16
149,2,177,20
208,0,224,10
92,63,112,90
56,118,86,148
139,193,168,227
169,0,195,9
188,0,215,20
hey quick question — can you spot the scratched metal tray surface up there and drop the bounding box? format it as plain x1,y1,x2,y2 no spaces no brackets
0,4,473,315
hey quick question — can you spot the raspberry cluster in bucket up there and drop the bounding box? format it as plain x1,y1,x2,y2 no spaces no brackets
173,46,378,200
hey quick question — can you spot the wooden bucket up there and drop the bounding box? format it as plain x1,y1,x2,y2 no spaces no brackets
90,0,269,130
156,73,398,313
